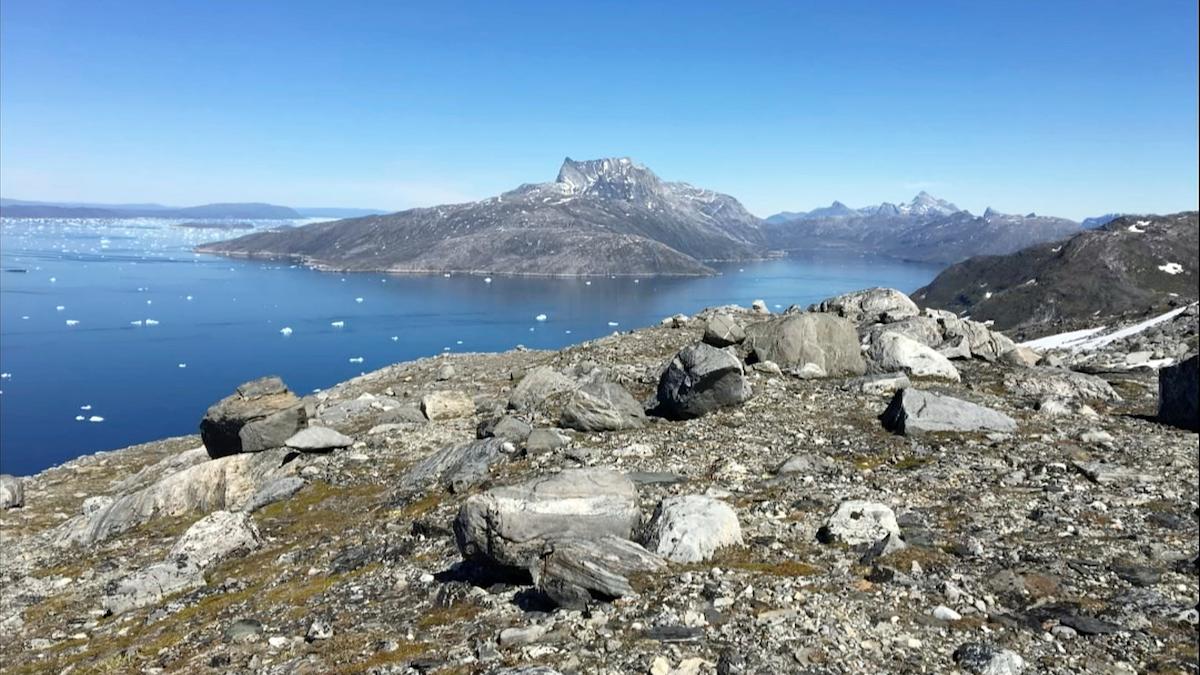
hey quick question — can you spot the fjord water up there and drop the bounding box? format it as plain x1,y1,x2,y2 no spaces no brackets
0,218,940,475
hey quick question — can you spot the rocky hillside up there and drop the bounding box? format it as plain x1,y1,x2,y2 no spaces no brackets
197,158,766,277
2,288,1196,675
761,195,1081,264
913,212,1200,336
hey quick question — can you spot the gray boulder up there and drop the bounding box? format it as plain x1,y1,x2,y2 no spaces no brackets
868,332,961,381
745,314,866,376
200,376,307,458
285,426,354,451
863,316,943,348
420,390,475,420
846,372,912,395
643,495,742,563
809,288,920,324
559,382,646,432
953,643,1027,675
0,475,23,509
169,510,262,568
508,366,577,412
934,314,1018,361
525,428,570,454
1158,354,1199,430
477,415,534,443
531,535,666,605
655,342,752,420
102,558,205,615
817,500,902,546
702,314,746,347
399,438,514,494
454,468,641,570
1004,368,1121,402
881,388,1017,435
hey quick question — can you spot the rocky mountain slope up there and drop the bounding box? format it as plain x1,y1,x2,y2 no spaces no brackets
762,194,1081,264
197,158,766,277
913,212,1199,336
2,288,1196,675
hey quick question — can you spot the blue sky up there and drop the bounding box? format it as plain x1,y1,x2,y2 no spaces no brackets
1,1,1196,219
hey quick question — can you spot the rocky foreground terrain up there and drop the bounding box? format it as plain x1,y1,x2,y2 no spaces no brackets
1,288,1197,675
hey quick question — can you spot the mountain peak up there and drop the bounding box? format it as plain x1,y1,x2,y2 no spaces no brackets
555,157,663,200
904,191,959,216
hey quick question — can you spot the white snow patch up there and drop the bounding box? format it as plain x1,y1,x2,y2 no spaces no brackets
1022,303,1195,352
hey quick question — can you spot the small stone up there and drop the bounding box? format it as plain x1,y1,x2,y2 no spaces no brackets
932,605,962,621
498,624,548,648
306,619,333,642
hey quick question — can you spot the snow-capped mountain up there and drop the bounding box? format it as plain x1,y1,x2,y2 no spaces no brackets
761,194,1080,264
198,157,764,277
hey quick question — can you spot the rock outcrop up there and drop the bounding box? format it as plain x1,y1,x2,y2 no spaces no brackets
199,377,307,458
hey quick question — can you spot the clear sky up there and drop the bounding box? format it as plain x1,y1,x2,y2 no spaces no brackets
1,1,1197,220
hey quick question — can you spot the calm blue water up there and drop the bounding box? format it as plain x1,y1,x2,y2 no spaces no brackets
0,217,941,475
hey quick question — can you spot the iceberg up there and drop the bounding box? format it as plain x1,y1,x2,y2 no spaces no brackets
279,327,293,336
331,320,345,328
535,314,548,322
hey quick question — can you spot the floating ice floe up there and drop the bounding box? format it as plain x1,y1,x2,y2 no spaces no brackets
279,327,294,336
348,356,364,363
0,373,10,379
65,319,80,326
144,319,160,326
55,305,65,311
390,336,399,341
146,300,153,305
585,281,592,286
186,295,193,301
88,416,104,423
178,363,187,368
633,279,640,284
535,314,548,322
484,277,492,284
130,320,143,326
75,415,85,422
355,297,364,303
80,404,91,410
49,277,56,283
1158,262,1184,275
443,273,451,278
607,321,620,327
21,316,29,320
331,321,345,328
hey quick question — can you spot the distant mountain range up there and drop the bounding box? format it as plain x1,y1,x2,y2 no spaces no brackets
198,158,765,276
0,198,385,220
913,212,1199,335
5,168,1140,276
761,193,1084,265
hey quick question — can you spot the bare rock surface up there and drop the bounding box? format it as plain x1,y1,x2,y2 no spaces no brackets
808,287,920,324
559,381,646,431
882,388,1017,434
